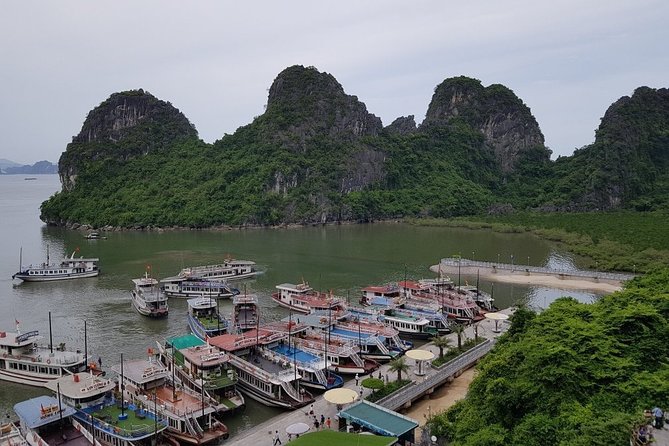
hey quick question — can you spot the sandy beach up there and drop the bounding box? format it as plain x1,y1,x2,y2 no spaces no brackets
430,264,623,293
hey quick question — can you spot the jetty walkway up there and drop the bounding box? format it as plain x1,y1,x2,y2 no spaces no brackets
223,308,513,445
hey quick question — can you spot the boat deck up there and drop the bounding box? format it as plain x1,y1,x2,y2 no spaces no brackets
41,424,91,446
155,384,215,417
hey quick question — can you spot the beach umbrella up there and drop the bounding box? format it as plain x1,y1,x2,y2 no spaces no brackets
323,387,359,405
484,312,509,333
405,349,435,376
286,422,310,435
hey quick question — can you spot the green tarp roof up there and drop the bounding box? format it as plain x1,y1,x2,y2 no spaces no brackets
168,333,204,350
338,400,418,437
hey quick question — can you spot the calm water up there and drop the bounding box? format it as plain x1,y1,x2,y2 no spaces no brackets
0,175,598,435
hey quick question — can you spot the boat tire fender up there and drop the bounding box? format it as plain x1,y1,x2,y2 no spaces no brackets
46,359,51,364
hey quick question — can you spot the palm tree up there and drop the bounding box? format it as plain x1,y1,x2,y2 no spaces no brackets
430,335,452,359
388,356,410,382
452,323,466,350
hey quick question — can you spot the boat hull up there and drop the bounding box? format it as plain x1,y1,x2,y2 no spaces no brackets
131,292,168,318
270,296,312,314
13,271,99,282
235,381,303,410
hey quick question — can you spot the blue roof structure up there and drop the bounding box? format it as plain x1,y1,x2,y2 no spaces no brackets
14,395,76,429
338,400,418,438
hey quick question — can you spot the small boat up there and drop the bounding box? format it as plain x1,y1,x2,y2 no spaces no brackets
13,247,99,282
131,273,168,318
113,356,229,445
232,292,259,332
178,258,258,281
0,421,27,446
85,232,107,240
272,282,346,314
380,310,438,339
209,329,315,410
187,298,228,340
292,332,379,376
0,325,88,387
158,334,245,414
160,276,239,299
43,372,168,446
14,395,91,446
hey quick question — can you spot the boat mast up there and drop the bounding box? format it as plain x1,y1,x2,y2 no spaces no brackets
19,247,22,273
46,244,50,266
57,382,64,424
120,353,125,418
84,320,88,372
49,311,53,354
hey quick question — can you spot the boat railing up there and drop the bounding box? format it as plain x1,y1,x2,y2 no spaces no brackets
75,410,167,438
279,380,302,402
293,338,353,357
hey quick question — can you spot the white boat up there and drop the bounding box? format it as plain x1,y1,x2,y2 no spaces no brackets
271,282,346,314
13,248,99,282
158,334,245,415
14,395,90,446
0,326,88,387
160,276,239,299
43,373,168,446
292,332,379,375
85,232,106,240
187,298,228,340
113,357,228,445
179,258,258,281
232,293,258,332
131,273,168,318
0,421,27,446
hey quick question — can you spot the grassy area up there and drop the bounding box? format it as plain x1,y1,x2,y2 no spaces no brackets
366,379,412,403
431,338,486,367
289,430,396,446
407,212,669,273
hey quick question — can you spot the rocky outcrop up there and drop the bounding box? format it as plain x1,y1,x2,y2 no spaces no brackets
421,76,548,173
386,115,417,135
59,90,197,191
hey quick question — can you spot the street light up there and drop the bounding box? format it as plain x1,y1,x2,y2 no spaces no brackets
472,251,475,262
497,253,500,264
510,254,514,272
527,256,530,267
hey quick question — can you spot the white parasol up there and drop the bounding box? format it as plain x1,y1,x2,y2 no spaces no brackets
484,312,509,333
286,422,310,435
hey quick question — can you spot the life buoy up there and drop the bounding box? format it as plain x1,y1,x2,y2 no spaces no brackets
2,353,6,358
335,367,339,373
46,359,51,364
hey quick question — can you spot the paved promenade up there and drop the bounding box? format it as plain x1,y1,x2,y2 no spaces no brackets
224,309,513,445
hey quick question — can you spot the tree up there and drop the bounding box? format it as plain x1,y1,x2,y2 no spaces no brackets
389,356,410,382
452,323,466,350
431,335,452,359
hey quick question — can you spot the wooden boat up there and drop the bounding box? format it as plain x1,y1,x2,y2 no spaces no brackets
160,276,239,299
232,293,258,332
208,329,314,409
0,421,27,446
43,372,167,446
131,273,168,318
0,326,88,387
178,258,258,281
158,334,245,415
112,357,228,445
293,332,379,375
13,247,99,282
271,282,346,314
186,298,228,340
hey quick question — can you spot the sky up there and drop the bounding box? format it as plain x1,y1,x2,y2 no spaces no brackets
1,1,667,165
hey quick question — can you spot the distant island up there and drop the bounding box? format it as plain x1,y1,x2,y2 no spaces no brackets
0,159,57,175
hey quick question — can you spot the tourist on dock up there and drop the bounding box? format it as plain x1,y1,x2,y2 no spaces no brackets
273,430,282,446
355,373,359,386
309,404,314,415
653,407,664,429
326,417,331,429
314,419,320,430
320,414,325,425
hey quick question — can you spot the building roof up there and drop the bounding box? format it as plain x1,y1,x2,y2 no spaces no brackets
14,396,77,429
338,400,418,437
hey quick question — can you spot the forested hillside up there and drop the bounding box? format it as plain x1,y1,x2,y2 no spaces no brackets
39,66,669,228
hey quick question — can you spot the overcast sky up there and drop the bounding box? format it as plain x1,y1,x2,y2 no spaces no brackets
1,1,667,165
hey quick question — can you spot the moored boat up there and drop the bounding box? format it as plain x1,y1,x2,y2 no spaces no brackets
85,232,106,240
131,273,168,318
186,298,228,340
0,325,88,387
13,247,99,282
293,332,379,375
272,282,346,314
160,276,239,299
0,421,27,446
14,395,92,446
232,292,258,332
178,258,258,281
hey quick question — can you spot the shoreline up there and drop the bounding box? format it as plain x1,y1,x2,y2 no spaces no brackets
430,264,623,293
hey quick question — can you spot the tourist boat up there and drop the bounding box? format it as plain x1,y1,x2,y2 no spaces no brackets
232,292,259,332
0,421,27,446
131,273,168,318
113,356,228,445
178,258,258,281
399,280,485,323
209,329,314,409
360,284,406,307
13,247,99,282
42,372,168,446
293,331,379,375
458,285,496,312
380,310,438,339
158,334,245,415
0,324,88,387
160,276,239,299
14,395,93,446
271,282,346,314
187,298,228,340
85,232,107,240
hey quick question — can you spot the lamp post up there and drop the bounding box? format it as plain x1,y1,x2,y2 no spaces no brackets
457,255,461,290
510,255,514,272
497,253,500,265
472,251,475,262
527,256,530,267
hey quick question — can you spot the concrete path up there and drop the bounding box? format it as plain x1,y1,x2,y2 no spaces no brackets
224,309,513,445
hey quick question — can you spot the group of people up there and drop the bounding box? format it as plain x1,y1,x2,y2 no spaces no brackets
637,407,666,445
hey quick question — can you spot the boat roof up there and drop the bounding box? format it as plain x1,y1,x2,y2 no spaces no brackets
132,277,159,286
276,283,312,293
44,373,115,399
180,344,230,367
288,313,335,329
0,330,41,347
362,285,400,294
112,359,167,384
14,396,77,429
210,321,302,351
397,280,426,291
187,297,217,309
233,294,258,305
167,333,205,350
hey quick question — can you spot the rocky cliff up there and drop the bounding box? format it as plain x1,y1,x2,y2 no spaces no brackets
58,89,197,191
421,76,549,173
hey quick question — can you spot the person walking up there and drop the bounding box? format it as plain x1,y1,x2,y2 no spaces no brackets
355,373,359,386
653,407,664,429
273,430,282,446
320,414,325,425
326,417,331,430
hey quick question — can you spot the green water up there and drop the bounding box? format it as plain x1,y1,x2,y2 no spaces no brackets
0,175,598,437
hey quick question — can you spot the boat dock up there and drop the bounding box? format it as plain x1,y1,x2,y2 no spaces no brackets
223,308,513,445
